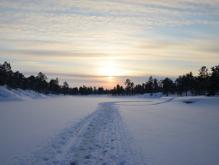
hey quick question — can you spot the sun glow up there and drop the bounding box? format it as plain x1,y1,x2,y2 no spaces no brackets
98,60,122,78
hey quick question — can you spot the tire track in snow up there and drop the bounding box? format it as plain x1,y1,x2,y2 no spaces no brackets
114,97,174,106
19,102,146,165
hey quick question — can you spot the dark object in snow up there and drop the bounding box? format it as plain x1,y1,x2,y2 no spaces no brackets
84,155,91,159
183,100,194,104
70,161,77,165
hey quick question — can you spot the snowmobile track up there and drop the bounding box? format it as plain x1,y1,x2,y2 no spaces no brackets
22,102,145,165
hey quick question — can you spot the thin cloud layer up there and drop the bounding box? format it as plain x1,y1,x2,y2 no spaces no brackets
0,0,219,87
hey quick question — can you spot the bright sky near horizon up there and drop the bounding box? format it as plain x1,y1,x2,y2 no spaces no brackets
0,0,219,88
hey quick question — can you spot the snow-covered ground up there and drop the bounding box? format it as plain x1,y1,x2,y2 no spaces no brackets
0,87,219,165
118,96,219,165
0,86,47,101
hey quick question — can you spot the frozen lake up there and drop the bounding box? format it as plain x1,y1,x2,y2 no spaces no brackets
0,95,219,165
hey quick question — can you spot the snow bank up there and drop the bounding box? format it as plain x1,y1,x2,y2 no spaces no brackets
139,92,163,98
0,86,47,101
0,86,20,101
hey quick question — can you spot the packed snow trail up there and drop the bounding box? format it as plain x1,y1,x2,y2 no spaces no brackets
19,101,146,165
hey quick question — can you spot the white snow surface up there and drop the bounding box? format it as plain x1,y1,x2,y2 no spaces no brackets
0,86,47,101
118,96,219,165
0,87,219,165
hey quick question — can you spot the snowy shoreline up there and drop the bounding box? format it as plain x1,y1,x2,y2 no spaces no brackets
1,86,218,102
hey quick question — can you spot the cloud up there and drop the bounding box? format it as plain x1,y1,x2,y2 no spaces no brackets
0,0,219,84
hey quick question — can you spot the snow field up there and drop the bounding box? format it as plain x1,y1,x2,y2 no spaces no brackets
0,86,219,165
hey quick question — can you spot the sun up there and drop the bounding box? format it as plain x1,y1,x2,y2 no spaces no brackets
98,60,120,78
103,61,116,77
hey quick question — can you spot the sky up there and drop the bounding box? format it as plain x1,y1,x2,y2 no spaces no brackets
0,0,219,88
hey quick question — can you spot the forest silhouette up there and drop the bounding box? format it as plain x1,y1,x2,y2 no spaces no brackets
0,61,219,96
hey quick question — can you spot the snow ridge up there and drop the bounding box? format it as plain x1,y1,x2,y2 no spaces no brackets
0,86,47,101
19,102,145,165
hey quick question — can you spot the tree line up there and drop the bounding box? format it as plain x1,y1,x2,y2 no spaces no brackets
0,61,109,95
0,61,219,96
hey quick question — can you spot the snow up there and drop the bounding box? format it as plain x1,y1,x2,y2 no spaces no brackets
0,86,47,101
140,92,163,98
119,96,219,165
25,102,145,165
0,86,219,165
0,95,110,164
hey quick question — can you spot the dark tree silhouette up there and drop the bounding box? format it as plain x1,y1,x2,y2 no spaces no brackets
37,72,47,81
162,78,175,96
199,66,208,78
153,78,159,93
197,66,209,95
49,78,60,93
134,84,144,94
1,61,219,96
208,65,219,95
176,72,195,96
112,84,125,95
145,76,153,95
62,81,69,94
2,61,11,72
125,79,134,95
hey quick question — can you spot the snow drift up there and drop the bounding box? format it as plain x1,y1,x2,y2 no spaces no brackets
0,86,47,101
